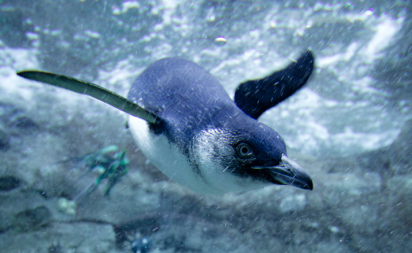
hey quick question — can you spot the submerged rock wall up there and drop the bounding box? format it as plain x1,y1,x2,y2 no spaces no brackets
0,101,410,252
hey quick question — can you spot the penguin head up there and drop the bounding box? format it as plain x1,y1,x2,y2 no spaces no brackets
191,117,313,193
232,122,313,191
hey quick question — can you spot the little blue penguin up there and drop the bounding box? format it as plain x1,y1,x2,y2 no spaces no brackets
17,50,315,195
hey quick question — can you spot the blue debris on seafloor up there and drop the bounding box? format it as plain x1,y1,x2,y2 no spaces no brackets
130,236,152,253
58,145,129,215
74,145,129,200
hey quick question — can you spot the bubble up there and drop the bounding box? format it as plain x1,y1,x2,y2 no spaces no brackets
215,36,227,46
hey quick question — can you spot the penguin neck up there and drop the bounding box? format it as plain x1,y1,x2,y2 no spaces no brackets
128,116,226,195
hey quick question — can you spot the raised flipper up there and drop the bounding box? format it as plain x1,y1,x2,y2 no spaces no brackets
16,71,158,123
234,50,315,119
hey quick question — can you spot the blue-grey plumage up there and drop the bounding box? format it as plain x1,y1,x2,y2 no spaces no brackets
16,50,314,195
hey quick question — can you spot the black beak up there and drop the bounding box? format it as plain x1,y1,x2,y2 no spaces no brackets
252,154,313,190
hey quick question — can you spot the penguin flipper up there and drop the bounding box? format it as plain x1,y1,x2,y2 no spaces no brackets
234,50,315,119
16,71,158,123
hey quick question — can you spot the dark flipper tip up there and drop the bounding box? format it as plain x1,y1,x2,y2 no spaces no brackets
235,49,315,119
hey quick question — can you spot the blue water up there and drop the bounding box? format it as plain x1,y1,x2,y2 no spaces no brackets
0,0,411,252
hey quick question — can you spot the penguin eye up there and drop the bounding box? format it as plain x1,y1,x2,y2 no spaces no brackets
236,143,254,158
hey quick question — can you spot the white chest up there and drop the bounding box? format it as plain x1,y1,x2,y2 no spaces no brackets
128,116,219,194
128,116,269,195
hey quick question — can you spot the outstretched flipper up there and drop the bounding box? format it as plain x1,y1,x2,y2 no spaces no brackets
17,71,158,123
234,50,315,119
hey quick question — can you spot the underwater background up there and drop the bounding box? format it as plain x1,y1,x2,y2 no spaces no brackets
0,0,411,252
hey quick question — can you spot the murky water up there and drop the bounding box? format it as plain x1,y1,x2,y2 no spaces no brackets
0,1,411,252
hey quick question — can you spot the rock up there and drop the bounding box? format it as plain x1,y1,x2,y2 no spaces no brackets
279,194,307,213
0,102,39,134
321,172,382,234
389,119,412,174
0,7,34,48
0,222,116,253
11,206,51,232
0,129,10,151
0,176,21,191
384,176,412,234
0,189,49,233
358,119,412,175
9,115,40,132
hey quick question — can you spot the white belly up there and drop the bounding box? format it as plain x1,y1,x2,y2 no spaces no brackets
128,116,221,194
128,116,269,195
